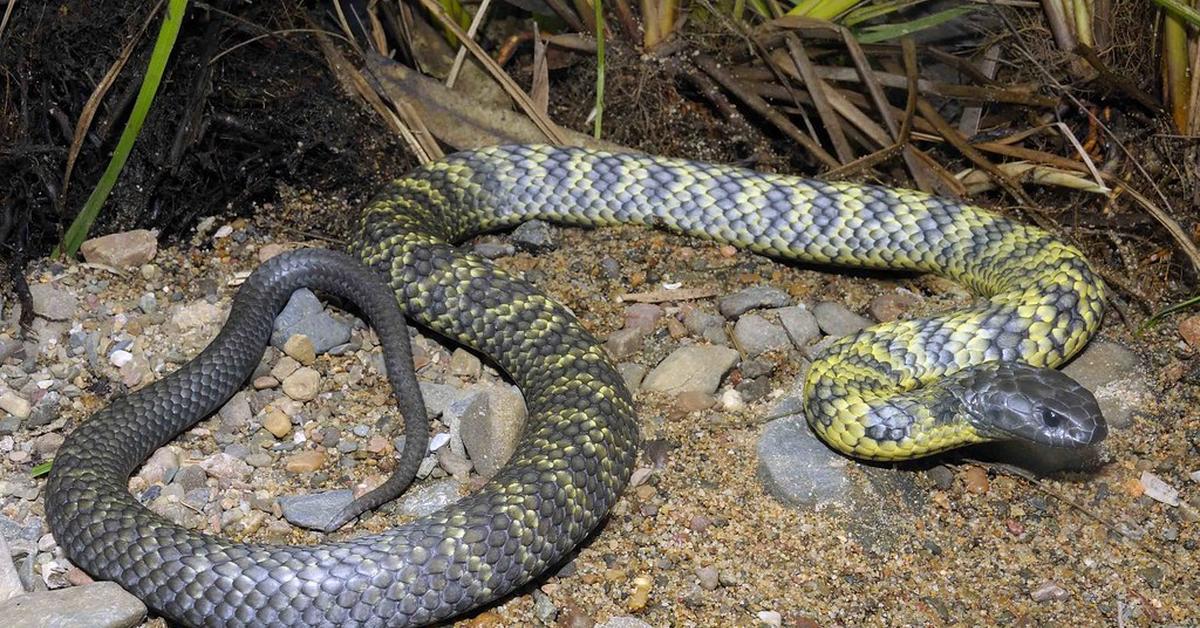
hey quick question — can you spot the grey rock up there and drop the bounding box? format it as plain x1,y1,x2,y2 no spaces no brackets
0,515,42,542
775,305,821,348
1062,340,1146,429
718,286,791,319
757,383,924,550
279,490,355,530
28,284,77,321
642,346,740,395
183,488,211,511
0,581,146,628
532,589,557,622
137,293,157,314
624,304,663,334
223,443,251,460
813,302,873,337
399,480,462,517
442,390,488,457
137,447,179,486
739,357,774,380
511,220,557,252
245,452,273,468
696,565,720,591
926,465,955,490
757,417,850,509
617,363,647,393
0,417,17,435
599,257,621,279
437,448,473,482
418,382,466,418
198,452,252,481
732,315,790,357
270,289,352,354
172,465,207,492
0,534,24,600
473,242,516,259
604,328,644,360
683,309,728,344
80,229,157,269
461,384,527,478
735,377,771,402
32,433,63,456
218,391,254,429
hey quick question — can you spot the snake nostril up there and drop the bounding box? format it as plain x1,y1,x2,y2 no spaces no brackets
1041,407,1062,429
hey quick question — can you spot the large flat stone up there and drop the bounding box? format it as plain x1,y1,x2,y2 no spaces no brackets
642,345,740,395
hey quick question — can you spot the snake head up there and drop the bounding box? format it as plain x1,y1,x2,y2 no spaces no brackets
956,362,1107,448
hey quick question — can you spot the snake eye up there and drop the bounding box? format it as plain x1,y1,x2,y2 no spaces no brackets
1041,406,1062,428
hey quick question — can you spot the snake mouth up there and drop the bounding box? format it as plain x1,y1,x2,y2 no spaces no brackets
960,362,1108,449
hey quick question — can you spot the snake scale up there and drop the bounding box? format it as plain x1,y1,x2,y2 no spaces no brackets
46,145,1107,626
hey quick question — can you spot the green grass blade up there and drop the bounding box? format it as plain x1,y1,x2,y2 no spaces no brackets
55,0,189,258
32,460,53,478
1138,294,1200,334
787,0,863,19
854,5,972,43
842,0,929,26
1150,0,1200,26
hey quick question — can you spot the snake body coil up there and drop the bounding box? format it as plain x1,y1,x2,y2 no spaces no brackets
46,145,1107,626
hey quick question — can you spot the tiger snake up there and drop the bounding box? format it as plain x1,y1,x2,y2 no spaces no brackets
45,145,1107,626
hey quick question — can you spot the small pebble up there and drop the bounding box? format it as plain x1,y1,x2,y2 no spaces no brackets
261,408,292,438
532,589,557,623
719,389,745,411
1179,314,1200,349
285,450,326,473
605,328,644,360
1030,581,1070,602
80,229,158,268
473,242,516,259
718,286,790,318
278,490,354,530
732,314,790,356
449,349,482,378
627,575,652,611
868,290,921,322
642,346,740,395
963,467,989,494
271,356,301,380
512,220,557,252
927,465,954,490
675,391,714,413
0,392,31,419
1140,471,1180,506
258,243,287,261
812,302,873,337
283,335,316,365
696,566,719,591
624,304,663,334
282,367,321,401
438,448,473,482
198,452,252,481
